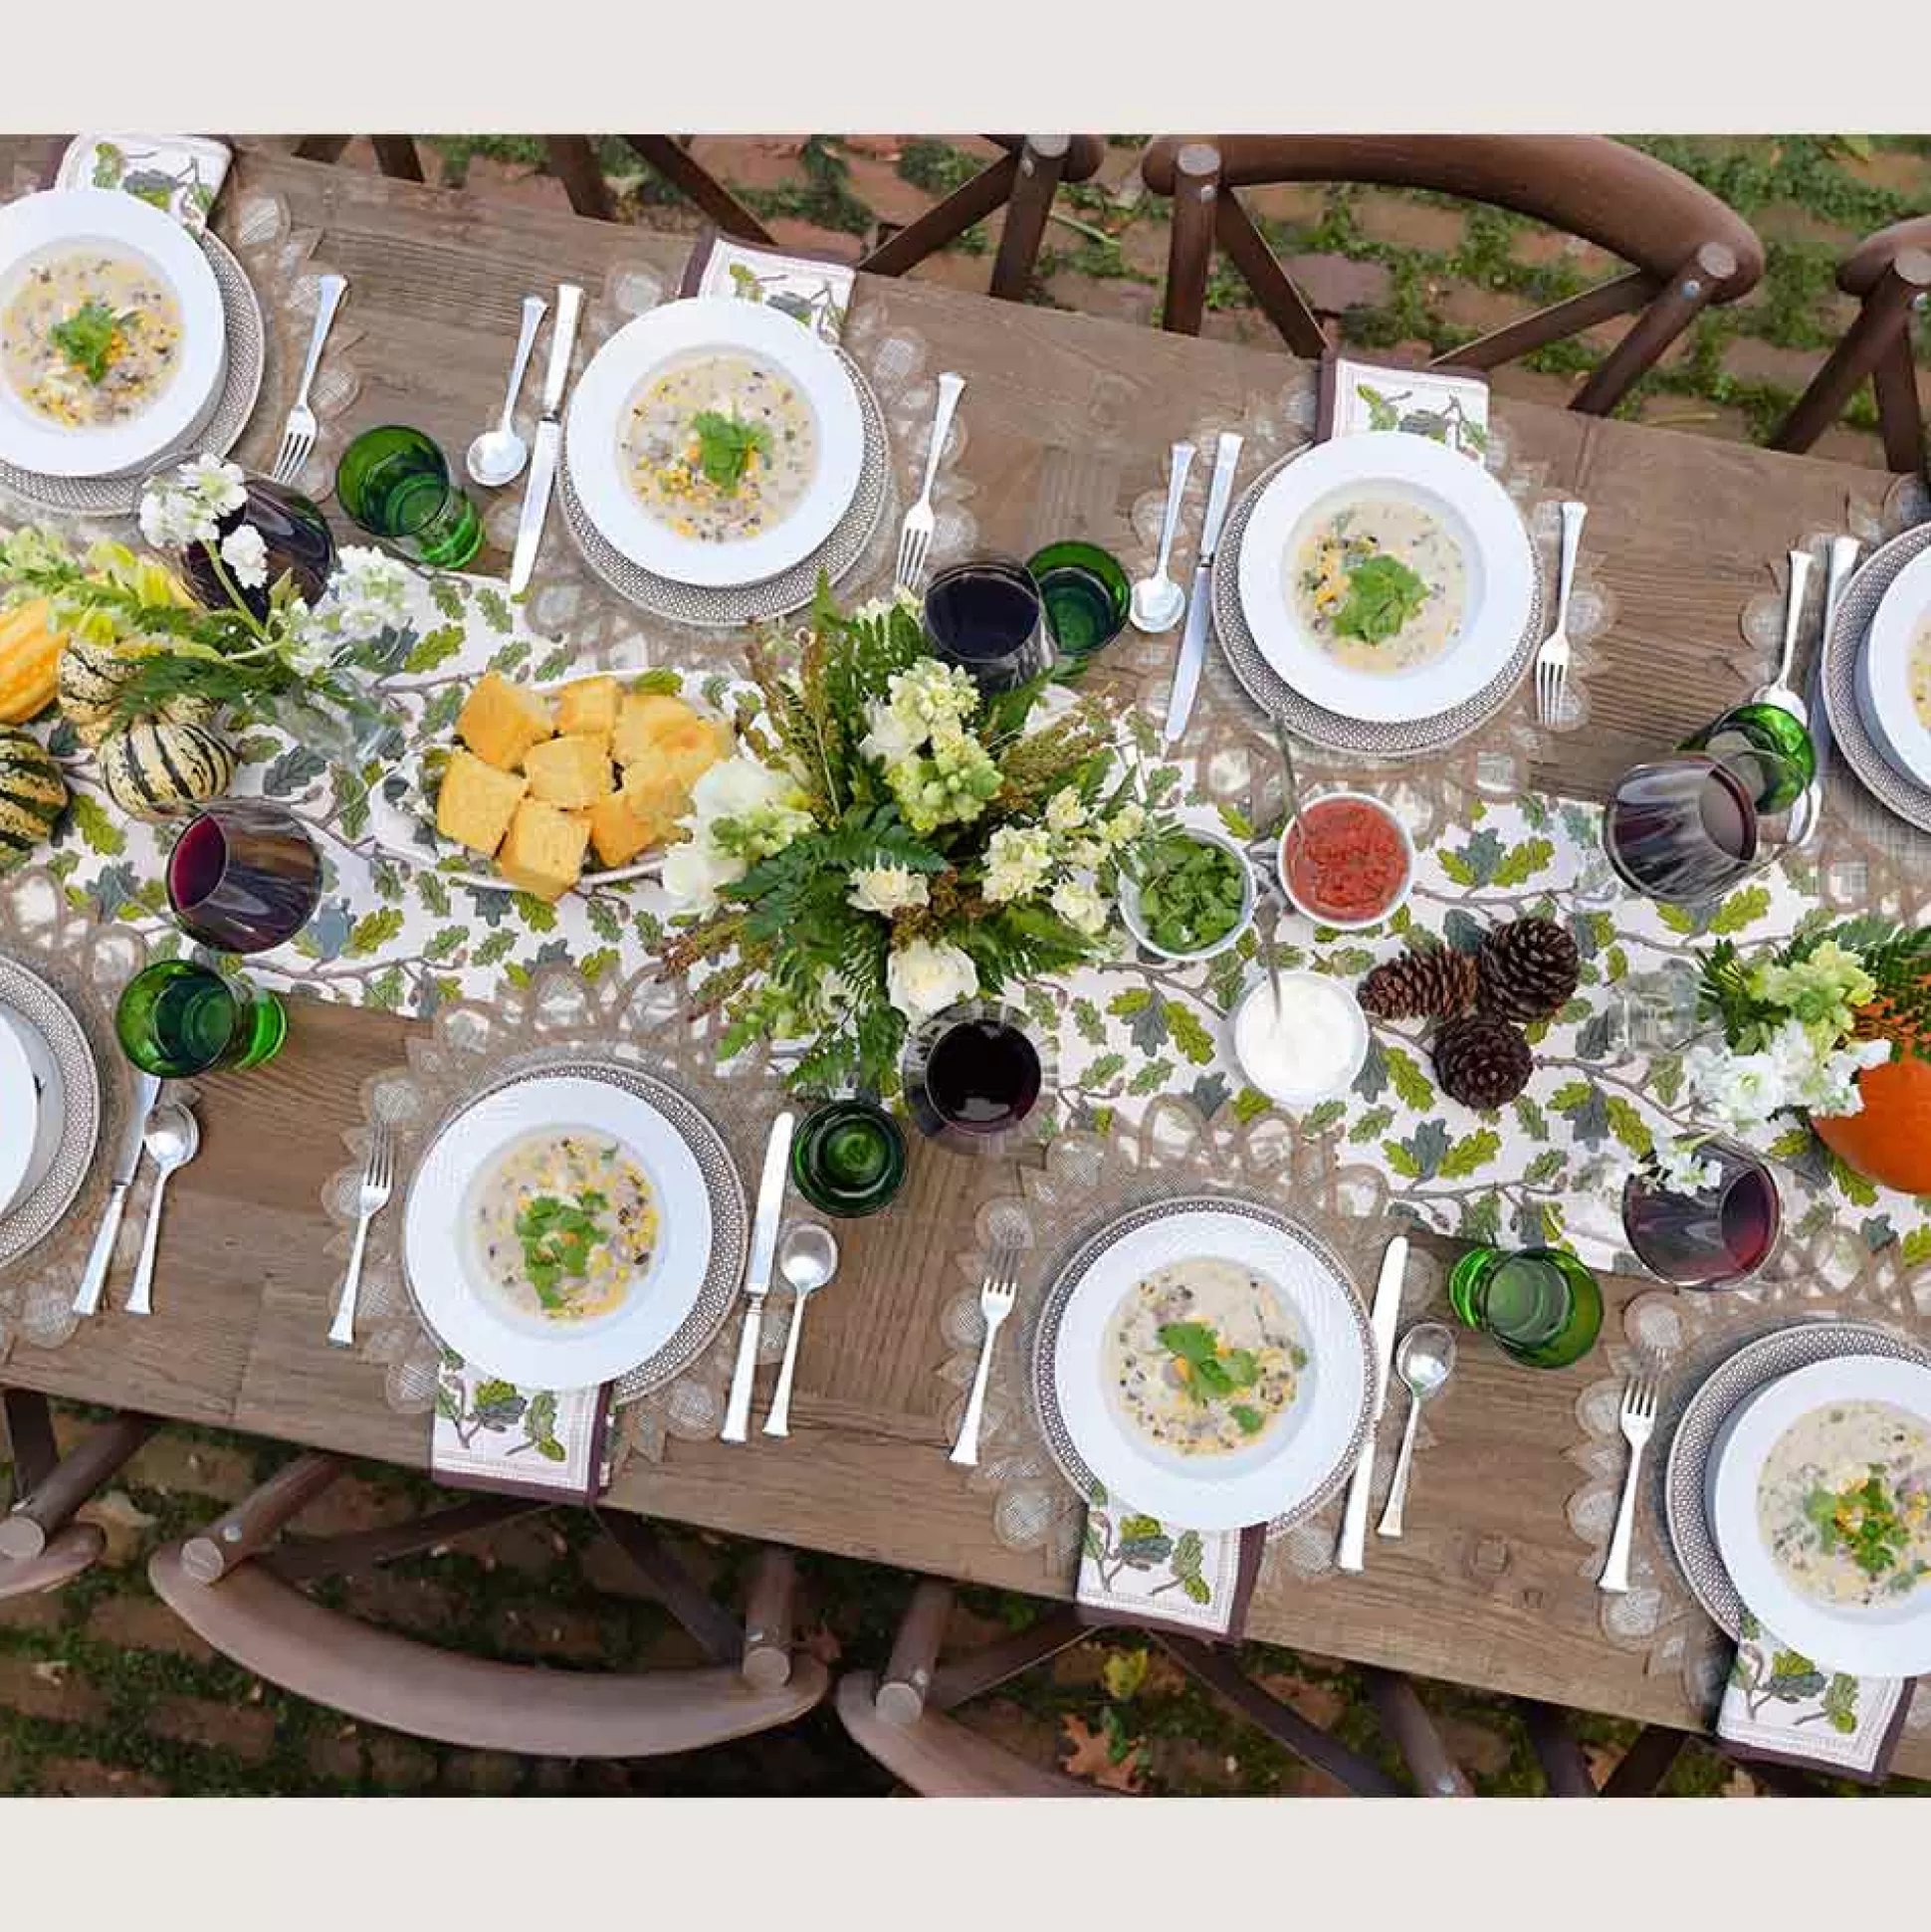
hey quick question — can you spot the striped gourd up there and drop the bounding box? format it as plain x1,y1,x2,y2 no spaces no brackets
0,727,69,866
0,601,65,725
98,717,236,821
60,636,219,747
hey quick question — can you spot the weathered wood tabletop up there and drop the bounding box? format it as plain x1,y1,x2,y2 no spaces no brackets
3,139,1922,1770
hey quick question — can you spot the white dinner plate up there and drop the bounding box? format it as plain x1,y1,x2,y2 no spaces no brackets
1049,1203,1373,1532
1234,431,1536,726
402,1073,715,1393
0,188,227,479
564,296,864,588
0,1006,39,1215
1708,1355,1931,1676
1855,543,1931,791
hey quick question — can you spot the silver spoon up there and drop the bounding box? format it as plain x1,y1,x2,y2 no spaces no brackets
1750,547,1815,726
1130,440,1195,633
1376,1322,1456,1538
762,1221,839,1437
466,294,548,489
125,1100,198,1317
1256,896,1286,1017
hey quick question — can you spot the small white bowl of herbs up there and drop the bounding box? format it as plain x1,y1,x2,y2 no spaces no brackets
1119,816,1257,963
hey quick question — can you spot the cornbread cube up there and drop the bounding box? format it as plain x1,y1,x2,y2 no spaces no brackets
435,750,528,857
497,799,590,902
457,672,554,771
587,788,663,868
620,764,696,846
523,733,615,809
650,715,735,792
611,691,701,768
555,675,620,738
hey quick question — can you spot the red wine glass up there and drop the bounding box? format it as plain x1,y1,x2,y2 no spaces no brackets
1620,1136,1784,1289
166,801,323,956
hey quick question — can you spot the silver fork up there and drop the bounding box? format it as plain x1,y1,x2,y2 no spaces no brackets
895,370,965,593
1535,499,1588,729
327,1124,393,1349
270,274,348,486
1599,1373,1659,1593
949,1238,1021,1467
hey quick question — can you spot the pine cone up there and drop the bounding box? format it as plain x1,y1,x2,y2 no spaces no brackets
1434,1014,1533,1110
1359,947,1480,1021
1478,917,1581,1022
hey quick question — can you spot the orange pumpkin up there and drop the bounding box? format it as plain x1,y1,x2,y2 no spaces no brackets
1813,993,1931,1193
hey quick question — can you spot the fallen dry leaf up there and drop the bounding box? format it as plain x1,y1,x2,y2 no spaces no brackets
1060,1713,1146,1793
801,1624,843,1667
31,1660,67,1685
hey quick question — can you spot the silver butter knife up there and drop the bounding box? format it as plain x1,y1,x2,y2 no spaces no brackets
1809,534,1862,787
1162,430,1244,745
72,1069,162,1317
508,281,584,595
720,1109,796,1442
1336,1231,1408,1573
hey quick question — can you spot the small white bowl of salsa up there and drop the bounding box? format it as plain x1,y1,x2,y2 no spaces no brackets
1276,791,1414,931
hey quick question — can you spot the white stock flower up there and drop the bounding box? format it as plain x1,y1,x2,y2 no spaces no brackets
858,698,926,768
218,524,269,590
1103,801,1146,847
1653,1138,1724,1198
1045,787,1087,834
137,477,219,550
690,753,805,826
1050,876,1109,938
326,545,412,639
180,454,248,517
1683,1042,1789,1135
980,824,1054,904
659,835,746,915
847,863,930,917
886,937,978,1023
886,659,978,733
278,605,334,678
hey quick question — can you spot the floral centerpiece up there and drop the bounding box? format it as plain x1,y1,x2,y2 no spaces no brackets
660,585,1165,1095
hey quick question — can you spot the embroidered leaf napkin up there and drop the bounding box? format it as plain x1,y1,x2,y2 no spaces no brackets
57,135,231,233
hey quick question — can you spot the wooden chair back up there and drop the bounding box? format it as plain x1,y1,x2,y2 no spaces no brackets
836,1579,1477,1796
1773,215,1931,473
1,1388,154,1600
147,1451,828,1756
1139,135,1765,415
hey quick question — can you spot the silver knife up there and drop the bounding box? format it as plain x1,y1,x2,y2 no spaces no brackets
1336,1232,1409,1573
508,281,584,595
1162,430,1244,745
1794,536,1861,847
72,1070,162,1317
720,1109,796,1442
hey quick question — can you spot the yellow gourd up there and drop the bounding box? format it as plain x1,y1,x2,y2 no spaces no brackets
0,600,65,725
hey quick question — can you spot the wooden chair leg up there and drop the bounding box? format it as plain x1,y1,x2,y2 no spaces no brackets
860,155,1020,279
1601,1723,1687,1797
930,1604,1091,1711
1155,1634,1404,1795
592,1509,744,1665
261,1495,546,1584
0,1521,107,1600
181,1452,343,1583
1520,1699,1600,1796
986,135,1070,303
293,136,353,166
1,1389,59,1497
369,137,425,184
740,1545,796,1690
1160,141,1220,336
0,1411,157,1560
543,136,615,222
1215,190,1328,357
1773,249,1931,463
1572,240,1733,416
875,1579,955,1723
623,137,774,244
1365,1668,1473,1795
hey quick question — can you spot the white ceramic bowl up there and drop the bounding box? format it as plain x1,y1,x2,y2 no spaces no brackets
1235,431,1536,726
1856,545,1931,791
0,188,226,479
0,1008,40,1216
1118,817,1257,963
1230,971,1370,1113
564,296,864,588
1275,789,1416,931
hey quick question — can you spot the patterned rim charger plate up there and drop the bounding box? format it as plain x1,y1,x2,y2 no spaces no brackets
1038,1196,1374,1533
0,188,227,478
1234,431,1537,726
0,955,102,1269
1822,521,1931,833
1664,1321,1931,1645
1705,1355,1931,1676
564,296,865,589
403,1069,735,1394
1852,541,1931,793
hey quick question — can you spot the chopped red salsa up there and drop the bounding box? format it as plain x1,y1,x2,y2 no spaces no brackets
1283,796,1410,923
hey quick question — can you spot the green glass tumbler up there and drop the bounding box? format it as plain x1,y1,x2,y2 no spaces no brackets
1679,703,1817,814
1447,1245,1603,1369
1025,540,1131,677
791,1098,908,1218
115,962,287,1079
335,425,483,569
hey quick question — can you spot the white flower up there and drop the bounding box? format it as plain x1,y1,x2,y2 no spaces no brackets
690,754,805,826
980,824,1054,904
848,863,930,917
859,698,927,768
1103,802,1146,847
1050,876,1109,938
1653,1138,1725,1198
325,544,412,640
1045,787,1087,835
886,937,978,1022
280,606,335,679
1804,1035,1894,1119
886,659,979,733
660,836,746,915
218,524,269,591
1683,1042,1789,1135
180,454,248,517
137,479,219,550
1062,836,1108,873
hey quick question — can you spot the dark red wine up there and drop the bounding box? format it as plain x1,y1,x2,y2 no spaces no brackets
167,803,322,955
179,479,336,619
1621,1143,1782,1288
925,1018,1043,1134
923,558,1050,691
1604,758,1758,904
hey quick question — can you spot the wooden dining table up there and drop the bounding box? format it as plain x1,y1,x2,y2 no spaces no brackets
3,136,1926,1777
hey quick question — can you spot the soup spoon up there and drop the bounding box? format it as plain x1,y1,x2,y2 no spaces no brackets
763,1221,839,1437
1377,1323,1456,1538
1130,441,1195,634
126,1101,199,1317
467,295,548,489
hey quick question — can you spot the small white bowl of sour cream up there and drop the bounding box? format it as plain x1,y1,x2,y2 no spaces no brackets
1230,970,1370,1113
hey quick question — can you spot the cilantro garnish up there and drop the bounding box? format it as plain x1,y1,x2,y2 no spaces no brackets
48,301,125,384
1809,1471,1913,1581
1333,552,1429,645
1157,1321,1261,1403
513,1192,607,1310
690,410,772,493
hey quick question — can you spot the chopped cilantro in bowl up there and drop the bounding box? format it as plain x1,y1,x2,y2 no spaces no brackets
1123,828,1254,960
